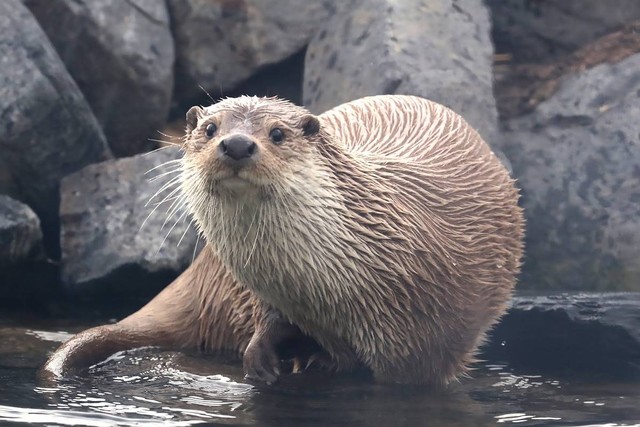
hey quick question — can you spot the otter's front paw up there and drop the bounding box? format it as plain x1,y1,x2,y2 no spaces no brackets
243,334,280,384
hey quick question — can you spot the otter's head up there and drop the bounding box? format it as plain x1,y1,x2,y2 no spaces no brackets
181,96,322,202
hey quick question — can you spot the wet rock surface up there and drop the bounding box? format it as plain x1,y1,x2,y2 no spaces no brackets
500,52,640,291
0,0,111,257
304,0,499,142
488,0,640,63
485,293,640,376
60,147,199,297
168,0,342,105
25,0,175,157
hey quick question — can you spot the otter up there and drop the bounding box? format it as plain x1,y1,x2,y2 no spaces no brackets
181,95,524,386
43,95,523,387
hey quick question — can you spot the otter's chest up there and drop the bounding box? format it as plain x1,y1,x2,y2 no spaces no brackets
218,208,366,337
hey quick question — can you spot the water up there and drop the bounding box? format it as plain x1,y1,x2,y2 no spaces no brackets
0,319,639,427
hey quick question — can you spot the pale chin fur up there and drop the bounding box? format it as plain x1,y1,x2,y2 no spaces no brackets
218,176,258,194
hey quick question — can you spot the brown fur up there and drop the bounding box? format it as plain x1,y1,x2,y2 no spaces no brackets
181,95,525,386
42,246,256,377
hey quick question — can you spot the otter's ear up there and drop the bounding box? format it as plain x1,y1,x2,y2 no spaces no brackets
300,114,320,137
186,106,203,133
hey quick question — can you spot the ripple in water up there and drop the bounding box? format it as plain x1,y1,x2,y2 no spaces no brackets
1,346,639,426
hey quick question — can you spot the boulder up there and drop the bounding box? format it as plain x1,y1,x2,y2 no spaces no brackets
488,0,640,63
25,0,175,157
0,195,44,268
0,0,111,256
60,147,199,297
495,20,640,119
484,293,640,375
303,0,499,143
0,195,56,300
167,0,344,105
500,53,640,291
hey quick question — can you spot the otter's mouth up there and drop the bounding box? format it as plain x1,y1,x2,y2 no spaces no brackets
219,175,252,190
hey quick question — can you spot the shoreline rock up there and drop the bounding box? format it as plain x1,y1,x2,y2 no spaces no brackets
0,195,57,301
25,0,175,157
60,147,199,297
484,293,640,376
0,0,112,257
168,0,345,106
500,50,640,291
304,0,499,143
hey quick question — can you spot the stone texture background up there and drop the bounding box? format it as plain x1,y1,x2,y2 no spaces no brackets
0,0,638,304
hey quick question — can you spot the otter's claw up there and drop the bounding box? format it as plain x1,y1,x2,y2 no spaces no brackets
243,335,281,384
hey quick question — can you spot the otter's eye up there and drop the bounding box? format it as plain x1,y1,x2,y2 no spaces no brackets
205,123,217,138
269,128,284,145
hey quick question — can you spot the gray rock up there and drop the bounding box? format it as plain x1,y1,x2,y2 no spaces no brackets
501,53,640,291
167,0,343,105
488,0,640,63
0,0,111,256
0,195,56,300
61,147,200,297
227,50,306,107
303,0,499,142
484,293,640,375
0,195,44,266
25,0,175,157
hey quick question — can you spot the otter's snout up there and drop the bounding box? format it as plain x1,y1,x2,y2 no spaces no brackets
219,134,257,162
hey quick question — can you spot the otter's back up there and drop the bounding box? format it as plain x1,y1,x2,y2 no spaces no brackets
319,95,490,164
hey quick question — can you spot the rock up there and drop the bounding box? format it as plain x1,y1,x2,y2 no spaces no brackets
303,0,499,142
0,195,56,300
0,326,68,369
224,49,306,108
0,0,112,256
25,0,175,157
484,293,640,375
167,0,343,105
495,20,640,119
500,53,640,291
0,195,43,266
488,0,640,63
61,147,200,297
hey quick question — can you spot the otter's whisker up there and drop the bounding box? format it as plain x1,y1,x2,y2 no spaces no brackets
156,206,190,256
148,138,181,146
156,130,181,140
242,204,259,244
177,215,196,248
191,232,202,264
147,168,182,183
143,144,180,156
145,175,182,207
152,194,181,206
144,159,182,175
199,84,216,103
161,190,188,229
140,182,183,232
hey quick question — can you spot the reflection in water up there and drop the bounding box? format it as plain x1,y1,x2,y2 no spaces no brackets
0,404,203,426
0,326,639,427
33,351,256,425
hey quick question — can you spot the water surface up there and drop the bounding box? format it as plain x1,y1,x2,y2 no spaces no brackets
0,319,639,427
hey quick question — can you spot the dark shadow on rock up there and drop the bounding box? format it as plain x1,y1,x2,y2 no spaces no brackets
482,293,640,378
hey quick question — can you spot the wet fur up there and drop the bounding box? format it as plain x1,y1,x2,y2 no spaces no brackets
182,95,525,386
42,246,255,377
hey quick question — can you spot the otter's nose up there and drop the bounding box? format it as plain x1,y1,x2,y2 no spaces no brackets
219,135,257,161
